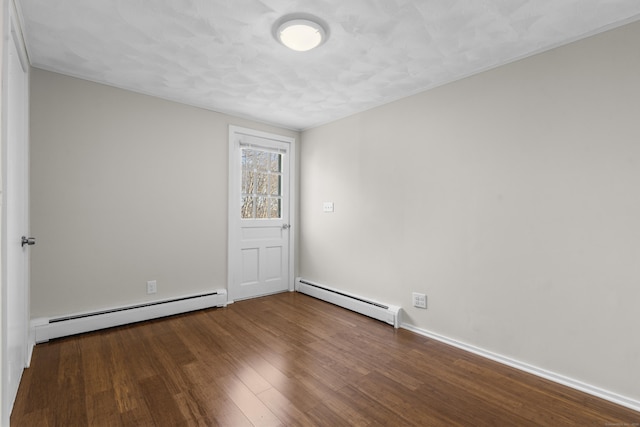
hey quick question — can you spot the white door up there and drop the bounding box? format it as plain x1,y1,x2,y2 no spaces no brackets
2,12,30,422
228,127,294,301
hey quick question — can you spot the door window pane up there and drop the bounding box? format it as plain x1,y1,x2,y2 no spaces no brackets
268,198,281,219
256,196,267,218
256,173,268,195
242,149,254,170
268,175,281,196
241,196,254,219
241,170,253,194
256,150,269,171
241,148,282,219
270,153,281,172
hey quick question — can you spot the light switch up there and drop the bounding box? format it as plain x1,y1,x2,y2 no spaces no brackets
323,202,334,213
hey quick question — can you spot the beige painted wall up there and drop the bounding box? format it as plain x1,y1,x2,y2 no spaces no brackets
30,69,298,318
300,21,640,400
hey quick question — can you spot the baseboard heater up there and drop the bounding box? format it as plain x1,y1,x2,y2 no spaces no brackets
295,278,400,328
32,290,227,343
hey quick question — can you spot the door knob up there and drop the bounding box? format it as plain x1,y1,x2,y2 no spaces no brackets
21,236,36,247
282,224,291,230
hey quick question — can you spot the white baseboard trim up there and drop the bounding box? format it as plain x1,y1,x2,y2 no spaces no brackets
32,290,227,343
401,323,640,413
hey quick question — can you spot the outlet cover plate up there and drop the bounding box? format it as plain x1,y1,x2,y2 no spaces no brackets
412,292,427,309
147,280,157,294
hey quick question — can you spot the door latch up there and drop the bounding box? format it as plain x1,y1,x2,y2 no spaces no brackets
21,236,36,247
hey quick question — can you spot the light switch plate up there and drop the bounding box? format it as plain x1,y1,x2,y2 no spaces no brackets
323,202,334,213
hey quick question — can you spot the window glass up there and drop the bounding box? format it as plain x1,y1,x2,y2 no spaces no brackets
241,148,282,219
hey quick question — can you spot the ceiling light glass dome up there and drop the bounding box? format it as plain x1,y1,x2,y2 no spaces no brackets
276,17,327,52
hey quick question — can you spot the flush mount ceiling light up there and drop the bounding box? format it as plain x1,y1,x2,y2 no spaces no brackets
275,17,327,52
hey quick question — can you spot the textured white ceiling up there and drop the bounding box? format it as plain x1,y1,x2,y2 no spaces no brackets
16,0,640,130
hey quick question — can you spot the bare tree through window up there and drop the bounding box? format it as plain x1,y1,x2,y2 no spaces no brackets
241,148,282,219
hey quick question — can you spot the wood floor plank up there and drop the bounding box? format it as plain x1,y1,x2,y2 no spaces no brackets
173,390,220,427
56,337,89,426
304,401,355,427
85,390,124,427
103,333,149,415
281,348,349,391
11,292,640,426
9,409,52,427
255,387,316,427
247,356,328,415
79,333,113,395
19,339,61,415
180,362,253,427
215,374,282,427
137,375,190,426
318,388,377,426
352,370,458,426
333,385,421,427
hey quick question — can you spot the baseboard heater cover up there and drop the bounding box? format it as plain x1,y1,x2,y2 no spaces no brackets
295,278,400,328
32,290,227,343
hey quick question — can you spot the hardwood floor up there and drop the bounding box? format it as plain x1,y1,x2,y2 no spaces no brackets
11,292,640,426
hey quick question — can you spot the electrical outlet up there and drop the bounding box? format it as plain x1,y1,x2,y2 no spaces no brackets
412,292,427,309
147,280,157,294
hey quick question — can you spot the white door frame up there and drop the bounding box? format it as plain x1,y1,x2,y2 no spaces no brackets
1,1,30,423
227,126,296,303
